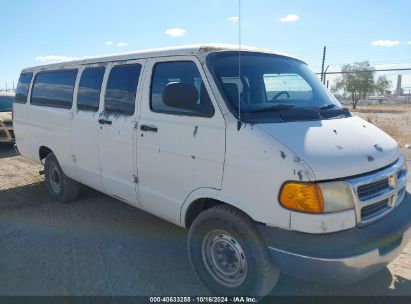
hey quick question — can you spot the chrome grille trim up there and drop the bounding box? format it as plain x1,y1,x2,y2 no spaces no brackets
347,156,407,226
361,199,389,221
357,178,390,201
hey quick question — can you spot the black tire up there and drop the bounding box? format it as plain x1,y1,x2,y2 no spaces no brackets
44,152,80,203
188,205,280,297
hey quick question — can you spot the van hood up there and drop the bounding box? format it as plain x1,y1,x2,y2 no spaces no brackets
0,112,12,122
257,116,401,180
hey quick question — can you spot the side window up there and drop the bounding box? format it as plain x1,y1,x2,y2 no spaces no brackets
15,73,33,104
150,61,214,117
77,67,105,111
31,70,77,109
105,64,141,115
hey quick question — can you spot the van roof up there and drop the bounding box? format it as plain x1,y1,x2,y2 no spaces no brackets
22,44,302,72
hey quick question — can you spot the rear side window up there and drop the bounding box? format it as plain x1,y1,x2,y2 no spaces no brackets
77,67,105,111
150,61,214,117
105,64,141,115
15,73,33,104
31,70,77,109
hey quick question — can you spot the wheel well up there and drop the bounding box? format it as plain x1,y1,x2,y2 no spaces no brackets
185,198,225,228
39,146,53,161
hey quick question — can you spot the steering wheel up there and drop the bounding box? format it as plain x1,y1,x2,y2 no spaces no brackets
271,91,290,100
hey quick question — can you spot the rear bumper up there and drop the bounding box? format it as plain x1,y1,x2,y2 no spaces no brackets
258,193,411,285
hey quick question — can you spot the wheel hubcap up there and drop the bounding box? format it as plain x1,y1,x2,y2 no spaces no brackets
202,230,248,288
49,163,61,193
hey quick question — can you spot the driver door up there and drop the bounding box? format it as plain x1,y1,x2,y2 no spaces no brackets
136,56,226,223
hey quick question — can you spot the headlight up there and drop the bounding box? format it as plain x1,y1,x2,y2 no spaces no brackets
279,181,354,214
318,181,355,212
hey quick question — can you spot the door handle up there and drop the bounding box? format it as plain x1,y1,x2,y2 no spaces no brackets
98,119,112,125
140,124,158,132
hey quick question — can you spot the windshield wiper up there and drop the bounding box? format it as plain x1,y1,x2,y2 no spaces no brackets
319,104,338,110
250,104,295,113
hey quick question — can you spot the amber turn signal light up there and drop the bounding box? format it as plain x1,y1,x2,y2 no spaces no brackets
279,182,324,214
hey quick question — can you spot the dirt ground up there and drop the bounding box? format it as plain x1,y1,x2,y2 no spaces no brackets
0,103,411,296
351,103,411,151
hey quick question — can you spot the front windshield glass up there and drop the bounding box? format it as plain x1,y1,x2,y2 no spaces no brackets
0,96,14,112
207,52,349,123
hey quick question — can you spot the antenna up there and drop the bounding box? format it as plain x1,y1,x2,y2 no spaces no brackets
237,0,242,131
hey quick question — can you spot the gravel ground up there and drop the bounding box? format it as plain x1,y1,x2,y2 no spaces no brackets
0,143,410,296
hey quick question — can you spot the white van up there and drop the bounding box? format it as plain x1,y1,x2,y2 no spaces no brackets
14,44,409,296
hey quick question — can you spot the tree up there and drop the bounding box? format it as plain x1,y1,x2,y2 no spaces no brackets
375,76,392,95
332,61,375,109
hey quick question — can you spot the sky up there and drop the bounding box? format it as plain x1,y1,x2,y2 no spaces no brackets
1,0,411,91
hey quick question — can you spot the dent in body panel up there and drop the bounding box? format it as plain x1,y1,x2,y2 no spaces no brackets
292,153,314,182
257,117,400,180
374,144,383,152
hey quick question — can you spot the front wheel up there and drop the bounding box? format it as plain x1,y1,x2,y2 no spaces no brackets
187,205,279,296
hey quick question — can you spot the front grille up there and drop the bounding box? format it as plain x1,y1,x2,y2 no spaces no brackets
349,157,406,226
2,121,12,127
357,178,390,201
0,130,7,138
361,199,389,221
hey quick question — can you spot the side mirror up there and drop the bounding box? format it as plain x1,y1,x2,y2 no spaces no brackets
162,83,198,110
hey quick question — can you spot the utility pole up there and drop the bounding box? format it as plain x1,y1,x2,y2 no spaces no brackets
320,46,327,83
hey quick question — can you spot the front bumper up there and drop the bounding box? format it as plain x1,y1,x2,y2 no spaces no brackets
258,193,411,285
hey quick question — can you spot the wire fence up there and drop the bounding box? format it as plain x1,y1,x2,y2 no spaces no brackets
0,86,16,93
319,68,411,105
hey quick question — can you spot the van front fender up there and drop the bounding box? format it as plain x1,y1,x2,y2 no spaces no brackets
180,187,267,228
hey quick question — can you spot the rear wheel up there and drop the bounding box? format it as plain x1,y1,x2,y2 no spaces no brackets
44,153,80,203
188,205,279,296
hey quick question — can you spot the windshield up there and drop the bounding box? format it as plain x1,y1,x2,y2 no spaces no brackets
0,96,14,112
207,52,350,123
